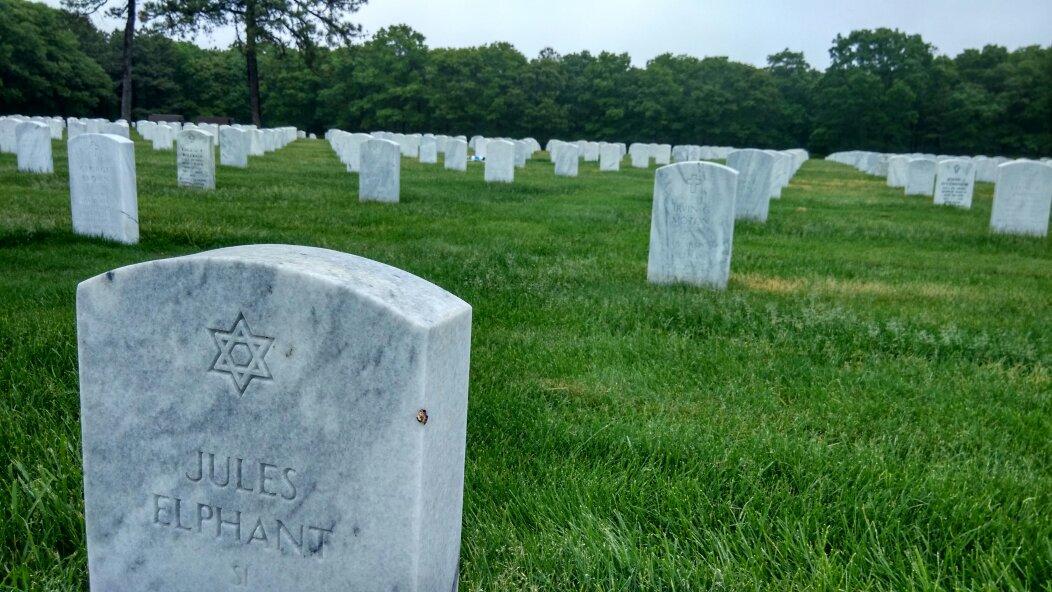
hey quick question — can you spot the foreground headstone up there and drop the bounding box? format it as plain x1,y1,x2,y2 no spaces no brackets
484,140,514,183
76,244,471,592
16,121,54,173
990,161,1052,237
219,127,248,168
359,138,401,203
726,149,774,222
444,138,468,172
933,159,975,208
647,162,738,289
177,129,217,190
68,133,138,244
904,159,936,196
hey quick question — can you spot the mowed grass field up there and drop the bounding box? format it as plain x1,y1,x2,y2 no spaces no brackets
0,136,1049,591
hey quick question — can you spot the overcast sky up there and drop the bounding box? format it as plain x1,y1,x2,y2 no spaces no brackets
44,0,1052,69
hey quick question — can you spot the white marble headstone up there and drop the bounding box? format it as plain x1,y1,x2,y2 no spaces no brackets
599,143,621,172
359,139,401,203
68,133,139,244
553,143,580,177
219,127,249,168
484,140,514,183
647,162,738,289
76,244,471,592
15,121,54,173
726,149,775,222
177,130,217,190
904,159,936,196
990,161,1052,236
444,139,468,172
419,137,438,164
933,159,976,208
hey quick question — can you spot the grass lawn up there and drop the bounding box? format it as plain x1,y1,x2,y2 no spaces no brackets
0,137,1049,591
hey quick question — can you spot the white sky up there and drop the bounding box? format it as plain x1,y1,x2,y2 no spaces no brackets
41,0,1052,69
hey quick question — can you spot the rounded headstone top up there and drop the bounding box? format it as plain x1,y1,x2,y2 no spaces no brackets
79,245,470,328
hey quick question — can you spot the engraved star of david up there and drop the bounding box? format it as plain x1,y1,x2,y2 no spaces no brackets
209,311,274,396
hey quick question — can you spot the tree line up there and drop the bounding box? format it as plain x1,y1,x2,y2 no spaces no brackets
1,0,1049,157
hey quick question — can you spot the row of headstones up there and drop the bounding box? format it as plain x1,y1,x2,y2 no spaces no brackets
21,123,302,243
72,152,811,589
827,150,1052,237
0,114,126,173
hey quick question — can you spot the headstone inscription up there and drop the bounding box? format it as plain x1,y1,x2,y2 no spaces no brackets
647,162,738,289
177,129,217,190
68,133,139,244
933,159,976,208
76,244,472,592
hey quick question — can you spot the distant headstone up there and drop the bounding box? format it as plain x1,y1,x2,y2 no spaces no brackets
886,156,910,188
359,138,401,203
933,159,975,208
0,117,20,153
553,143,580,177
177,129,217,190
219,127,248,168
15,121,54,173
152,125,175,151
514,141,529,169
629,144,650,169
990,161,1052,236
599,143,621,172
726,149,774,222
904,159,936,196
484,140,514,183
419,137,438,164
76,244,471,592
647,162,738,289
68,133,139,244
444,138,468,172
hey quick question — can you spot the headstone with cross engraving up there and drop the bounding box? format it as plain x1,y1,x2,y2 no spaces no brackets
76,244,472,592
933,159,975,208
68,133,139,244
647,162,738,289
177,129,217,190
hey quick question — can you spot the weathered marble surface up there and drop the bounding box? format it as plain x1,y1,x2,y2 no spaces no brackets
599,143,621,172
359,138,401,203
152,124,175,151
68,133,139,244
219,127,248,168
553,142,580,177
77,244,472,592
15,121,53,173
513,140,529,168
990,161,1052,236
886,155,911,188
647,162,738,289
419,137,438,164
653,144,672,165
444,138,468,171
629,143,650,168
248,128,264,156
0,117,20,153
933,159,975,208
484,140,514,183
177,129,216,190
904,159,936,196
726,149,774,222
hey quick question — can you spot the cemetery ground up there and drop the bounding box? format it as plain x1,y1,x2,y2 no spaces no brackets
1,138,1049,590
